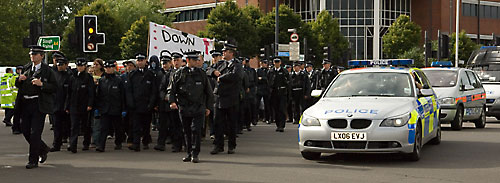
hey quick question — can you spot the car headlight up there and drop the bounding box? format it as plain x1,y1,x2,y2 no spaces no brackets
380,113,411,127
301,115,321,126
438,97,455,105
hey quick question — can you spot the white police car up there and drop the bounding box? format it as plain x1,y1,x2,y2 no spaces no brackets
422,62,486,130
299,60,440,161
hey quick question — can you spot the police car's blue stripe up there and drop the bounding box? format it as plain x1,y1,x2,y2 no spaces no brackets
408,130,415,144
424,116,430,137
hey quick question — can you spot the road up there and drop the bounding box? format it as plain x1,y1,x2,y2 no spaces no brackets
1,116,500,183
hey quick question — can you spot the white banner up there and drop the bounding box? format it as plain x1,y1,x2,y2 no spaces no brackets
148,22,214,61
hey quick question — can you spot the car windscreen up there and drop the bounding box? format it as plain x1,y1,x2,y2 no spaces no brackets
324,72,414,97
422,70,458,87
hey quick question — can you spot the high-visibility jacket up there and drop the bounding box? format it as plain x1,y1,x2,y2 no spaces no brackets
0,73,18,109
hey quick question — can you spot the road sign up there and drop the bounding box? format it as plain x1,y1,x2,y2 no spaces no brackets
290,33,299,42
289,42,300,61
278,52,290,57
37,36,60,51
278,44,290,52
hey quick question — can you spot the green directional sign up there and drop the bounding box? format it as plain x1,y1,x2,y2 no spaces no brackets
37,36,60,51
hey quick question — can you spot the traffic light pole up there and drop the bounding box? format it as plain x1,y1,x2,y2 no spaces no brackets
438,30,441,61
275,0,279,57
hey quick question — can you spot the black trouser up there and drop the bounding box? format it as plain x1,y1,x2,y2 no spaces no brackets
99,114,124,150
12,107,21,132
132,112,152,146
238,100,245,132
292,90,305,123
52,111,67,149
271,92,287,129
157,111,183,148
180,113,204,157
256,95,270,122
214,106,237,150
243,98,256,128
3,108,14,123
123,113,133,143
20,98,49,164
70,113,91,149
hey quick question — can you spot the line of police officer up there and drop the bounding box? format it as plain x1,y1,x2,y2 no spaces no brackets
15,44,338,168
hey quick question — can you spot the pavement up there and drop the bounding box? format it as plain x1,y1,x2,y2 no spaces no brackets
1,115,500,183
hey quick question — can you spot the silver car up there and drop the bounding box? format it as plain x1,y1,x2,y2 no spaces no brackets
299,67,440,161
422,68,486,130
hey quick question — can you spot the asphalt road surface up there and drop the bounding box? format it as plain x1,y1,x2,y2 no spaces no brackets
1,115,500,183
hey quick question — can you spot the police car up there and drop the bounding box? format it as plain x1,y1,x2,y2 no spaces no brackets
421,62,486,130
299,59,440,161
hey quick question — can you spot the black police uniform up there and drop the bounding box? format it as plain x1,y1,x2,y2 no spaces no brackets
67,66,95,152
127,61,158,151
15,46,57,168
243,63,258,129
317,61,338,90
256,64,271,123
11,66,24,134
238,61,249,133
268,63,291,132
95,64,126,152
208,52,243,154
168,61,214,162
290,68,311,124
50,59,72,151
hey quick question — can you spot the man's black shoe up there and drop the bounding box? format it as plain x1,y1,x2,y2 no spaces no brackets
49,147,60,152
82,146,89,151
279,129,285,132
182,155,192,162
39,153,48,163
171,146,181,153
154,145,165,151
4,121,13,127
96,148,105,152
128,145,140,152
227,148,235,154
67,147,77,153
210,148,223,155
12,130,21,135
237,130,243,134
191,156,199,163
247,127,252,131
26,163,38,169
275,128,279,132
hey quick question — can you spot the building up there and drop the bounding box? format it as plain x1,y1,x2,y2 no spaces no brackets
164,0,500,60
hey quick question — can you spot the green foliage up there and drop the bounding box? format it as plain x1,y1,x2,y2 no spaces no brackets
120,16,148,59
310,10,349,62
205,1,259,56
0,0,30,66
399,46,425,67
382,15,422,58
450,30,480,62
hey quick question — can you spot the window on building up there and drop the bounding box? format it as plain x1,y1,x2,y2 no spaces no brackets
357,0,364,9
485,5,491,18
471,4,477,17
492,6,498,19
463,3,471,16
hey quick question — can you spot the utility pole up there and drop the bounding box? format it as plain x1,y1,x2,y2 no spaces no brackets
275,0,279,57
477,0,481,44
455,0,460,67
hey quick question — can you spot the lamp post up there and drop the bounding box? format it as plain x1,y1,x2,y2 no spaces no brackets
275,0,279,57
455,0,460,67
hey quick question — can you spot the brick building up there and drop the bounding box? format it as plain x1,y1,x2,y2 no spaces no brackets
164,0,500,60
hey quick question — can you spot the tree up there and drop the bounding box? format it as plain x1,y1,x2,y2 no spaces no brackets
204,1,259,57
450,30,480,62
119,16,148,59
399,47,425,67
382,15,421,58
310,10,349,62
0,0,30,66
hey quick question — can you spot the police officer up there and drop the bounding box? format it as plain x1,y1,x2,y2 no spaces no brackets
209,43,243,155
154,54,175,151
121,60,136,146
256,60,271,124
16,45,57,169
1,68,17,127
268,58,290,132
168,51,213,163
284,64,293,122
67,58,95,153
49,57,71,152
242,57,257,130
290,62,310,124
238,57,249,134
304,63,316,108
11,66,24,134
127,53,157,151
95,60,126,152
162,52,185,152
206,50,222,139
317,59,338,91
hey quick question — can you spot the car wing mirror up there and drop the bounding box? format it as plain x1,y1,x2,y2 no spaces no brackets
464,85,474,91
311,90,323,98
419,89,434,97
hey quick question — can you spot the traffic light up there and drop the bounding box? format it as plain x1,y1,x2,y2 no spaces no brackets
440,34,449,59
76,15,105,53
424,42,432,59
23,22,42,48
323,45,331,60
307,48,316,61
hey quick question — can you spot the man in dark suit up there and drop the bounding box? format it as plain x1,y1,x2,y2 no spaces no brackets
268,58,291,132
16,46,57,169
208,43,243,155
256,60,271,124
127,53,158,151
